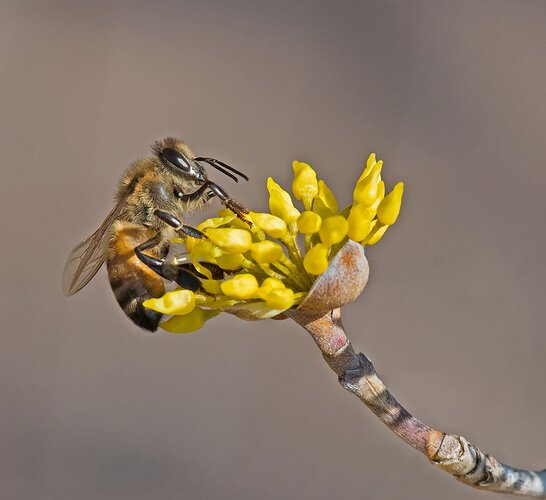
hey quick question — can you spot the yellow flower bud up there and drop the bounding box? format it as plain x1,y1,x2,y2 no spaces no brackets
160,308,206,333
357,153,377,183
316,180,338,213
216,252,244,269
249,212,287,238
191,240,223,261
297,211,322,234
347,204,373,242
267,177,292,201
250,240,285,263
143,289,196,315
292,161,318,209
265,287,295,310
303,243,329,275
353,160,383,206
257,277,285,300
268,188,301,223
377,182,404,225
205,228,252,253
220,274,259,299
319,215,349,245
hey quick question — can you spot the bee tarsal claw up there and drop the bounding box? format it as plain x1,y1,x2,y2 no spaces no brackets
135,244,201,291
173,268,201,291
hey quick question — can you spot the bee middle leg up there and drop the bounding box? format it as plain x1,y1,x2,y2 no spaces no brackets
153,210,208,240
134,234,201,291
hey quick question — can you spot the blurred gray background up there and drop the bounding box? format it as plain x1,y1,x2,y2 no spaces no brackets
1,1,545,499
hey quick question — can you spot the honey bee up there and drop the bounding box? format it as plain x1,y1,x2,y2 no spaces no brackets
62,137,249,331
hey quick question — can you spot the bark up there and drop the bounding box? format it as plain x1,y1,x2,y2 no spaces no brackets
288,308,546,497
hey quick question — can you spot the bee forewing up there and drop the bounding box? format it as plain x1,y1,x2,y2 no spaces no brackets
62,201,125,296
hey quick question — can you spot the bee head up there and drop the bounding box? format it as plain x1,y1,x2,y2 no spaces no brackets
152,137,249,184
153,138,208,183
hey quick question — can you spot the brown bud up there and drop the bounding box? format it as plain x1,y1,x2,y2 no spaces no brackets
297,240,369,313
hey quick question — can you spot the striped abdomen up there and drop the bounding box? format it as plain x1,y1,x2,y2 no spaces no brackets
107,221,167,331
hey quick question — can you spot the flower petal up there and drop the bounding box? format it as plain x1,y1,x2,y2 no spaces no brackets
292,161,318,209
357,153,377,183
369,180,385,215
366,223,389,245
316,180,338,213
201,279,222,294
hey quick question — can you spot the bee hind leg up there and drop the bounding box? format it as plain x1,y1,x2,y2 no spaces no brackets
134,236,201,291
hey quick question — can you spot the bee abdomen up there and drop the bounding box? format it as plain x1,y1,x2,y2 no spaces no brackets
110,277,163,331
107,222,167,332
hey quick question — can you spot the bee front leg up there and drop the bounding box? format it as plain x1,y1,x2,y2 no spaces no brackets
175,181,249,221
134,235,201,291
206,182,249,221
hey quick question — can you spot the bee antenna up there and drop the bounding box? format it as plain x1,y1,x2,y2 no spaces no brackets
198,159,238,182
194,157,249,182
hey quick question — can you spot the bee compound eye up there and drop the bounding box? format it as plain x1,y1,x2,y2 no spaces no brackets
161,147,191,172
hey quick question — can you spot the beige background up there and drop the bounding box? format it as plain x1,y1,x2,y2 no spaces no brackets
1,1,545,499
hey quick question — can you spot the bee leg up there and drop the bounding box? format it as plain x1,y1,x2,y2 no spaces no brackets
175,183,210,203
153,210,208,240
175,181,249,221
135,236,201,291
206,182,250,221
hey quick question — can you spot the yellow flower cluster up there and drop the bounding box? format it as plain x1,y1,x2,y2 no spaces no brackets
144,153,403,333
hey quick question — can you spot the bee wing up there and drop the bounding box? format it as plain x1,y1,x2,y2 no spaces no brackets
62,201,125,296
